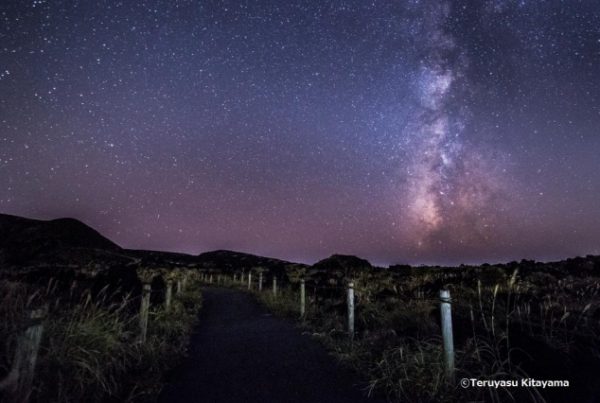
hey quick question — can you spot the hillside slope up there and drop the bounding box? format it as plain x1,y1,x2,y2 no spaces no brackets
0,213,121,266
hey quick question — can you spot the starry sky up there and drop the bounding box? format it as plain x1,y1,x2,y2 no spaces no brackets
1,0,600,266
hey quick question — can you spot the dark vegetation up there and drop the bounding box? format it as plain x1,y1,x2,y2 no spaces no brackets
2,213,599,402
0,280,203,402
0,214,205,402
252,255,600,402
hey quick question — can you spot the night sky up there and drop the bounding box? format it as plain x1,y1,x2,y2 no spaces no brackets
1,1,600,266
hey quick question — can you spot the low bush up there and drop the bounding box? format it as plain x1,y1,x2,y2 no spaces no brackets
0,279,202,402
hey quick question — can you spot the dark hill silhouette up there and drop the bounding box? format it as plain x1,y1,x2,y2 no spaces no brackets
0,214,300,279
0,214,119,251
197,250,300,277
0,213,123,266
0,214,297,272
0,214,140,294
2,213,598,282
312,255,373,272
305,255,375,286
125,249,201,267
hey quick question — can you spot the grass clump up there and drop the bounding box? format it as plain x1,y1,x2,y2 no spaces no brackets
255,288,300,319
249,265,600,403
0,278,202,403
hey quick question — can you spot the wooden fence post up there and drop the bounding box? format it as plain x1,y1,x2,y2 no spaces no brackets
440,289,455,382
248,272,252,290
272,276,277,296
209,274,213,284
165,280,173,311
300,279,306,317
140,283,151,343
258,272,262,291
0,305,48,403
176,279,182,294
347,282,355,340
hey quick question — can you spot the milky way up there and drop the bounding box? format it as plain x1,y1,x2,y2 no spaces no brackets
400,1,510,256
1,1,600,265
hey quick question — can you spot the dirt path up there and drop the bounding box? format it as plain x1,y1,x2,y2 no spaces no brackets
158,287,383,403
